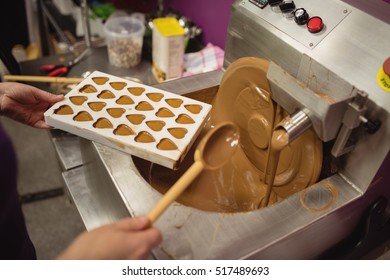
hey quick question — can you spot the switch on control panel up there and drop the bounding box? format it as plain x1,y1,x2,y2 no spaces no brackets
383,57,390,77
307,16,324,33
249,0,269,9
294,8,309,25
280,1,296,18
377,57,390,92
268,0,283,11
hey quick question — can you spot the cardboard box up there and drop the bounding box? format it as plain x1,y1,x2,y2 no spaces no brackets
152,18,185,82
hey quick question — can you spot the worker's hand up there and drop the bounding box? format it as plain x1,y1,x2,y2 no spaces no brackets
57,216,162,260
0,82,64,128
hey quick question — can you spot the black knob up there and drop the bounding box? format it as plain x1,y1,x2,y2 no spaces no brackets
268,0,283,6
268,0,283,11
364,119,381,134
280,1,296,18
294,8,309,25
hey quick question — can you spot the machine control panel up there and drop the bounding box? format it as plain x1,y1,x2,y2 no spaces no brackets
241,0,350,49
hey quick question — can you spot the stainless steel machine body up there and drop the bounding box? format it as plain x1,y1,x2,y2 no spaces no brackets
73,0,390,259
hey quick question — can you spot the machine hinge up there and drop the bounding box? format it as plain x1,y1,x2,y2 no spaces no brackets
331,91,381,157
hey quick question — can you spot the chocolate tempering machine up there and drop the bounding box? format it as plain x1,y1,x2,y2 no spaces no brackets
62,0,390,259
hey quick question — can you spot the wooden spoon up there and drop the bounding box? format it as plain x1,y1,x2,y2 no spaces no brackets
148,122,240,223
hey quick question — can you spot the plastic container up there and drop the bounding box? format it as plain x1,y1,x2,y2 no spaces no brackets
104,16,145,68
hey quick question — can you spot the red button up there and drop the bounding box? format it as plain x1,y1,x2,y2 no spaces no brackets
383,57,390,76
307,16,324,33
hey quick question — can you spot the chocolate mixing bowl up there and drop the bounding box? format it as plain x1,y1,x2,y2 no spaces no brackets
134,57,323,213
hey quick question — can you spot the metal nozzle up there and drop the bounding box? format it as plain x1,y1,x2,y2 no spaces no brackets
276,110,312,143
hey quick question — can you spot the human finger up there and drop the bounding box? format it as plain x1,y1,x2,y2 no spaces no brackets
143,227,163,247
33,119,52,129
125,229,162,259
31,87,64,105
116,216,151,231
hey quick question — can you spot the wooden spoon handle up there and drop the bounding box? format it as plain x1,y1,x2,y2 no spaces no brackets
3,75,83,84
148,160,204,223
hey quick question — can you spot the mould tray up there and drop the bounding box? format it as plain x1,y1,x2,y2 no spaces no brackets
44,71,212,169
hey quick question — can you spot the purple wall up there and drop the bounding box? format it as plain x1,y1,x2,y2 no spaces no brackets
166,0,236,49
341,0,390,24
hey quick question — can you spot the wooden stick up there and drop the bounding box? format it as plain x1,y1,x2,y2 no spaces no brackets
3,75,83,84
148,160,204,223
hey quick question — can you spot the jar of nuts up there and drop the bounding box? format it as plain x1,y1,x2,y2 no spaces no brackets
104,16,145,68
